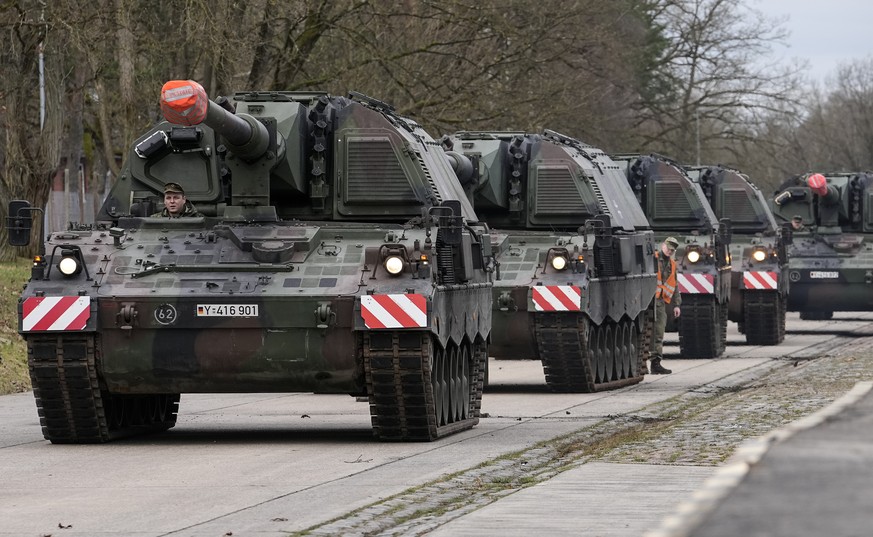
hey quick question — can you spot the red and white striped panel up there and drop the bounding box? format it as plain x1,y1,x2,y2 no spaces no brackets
678,273,715,294
360,294,428,329
531,286,582,312
22,296,91,332
743,271,778,290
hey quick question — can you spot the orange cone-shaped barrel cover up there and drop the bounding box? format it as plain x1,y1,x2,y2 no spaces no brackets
161,80,208,126
807,173,828,196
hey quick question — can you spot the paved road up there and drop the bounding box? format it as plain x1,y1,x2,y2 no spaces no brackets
1,313,871,536
678,380,873,537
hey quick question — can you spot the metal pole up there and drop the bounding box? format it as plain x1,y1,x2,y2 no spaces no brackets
695,108,700,166
39,43,45,131
78,164,86,224
64,168,70,228
39,1,47,236
38,0,46,130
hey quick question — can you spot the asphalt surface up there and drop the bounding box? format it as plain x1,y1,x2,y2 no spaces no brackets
2,313,872,536
431,365,873,537
661,380,873,537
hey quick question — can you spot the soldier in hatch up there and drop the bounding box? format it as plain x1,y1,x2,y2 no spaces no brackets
791,215,806,231
151,182,203,217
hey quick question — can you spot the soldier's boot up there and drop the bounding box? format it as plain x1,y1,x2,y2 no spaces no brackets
650,357,672,375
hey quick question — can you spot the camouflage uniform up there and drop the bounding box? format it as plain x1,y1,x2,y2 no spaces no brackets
653,252,682,360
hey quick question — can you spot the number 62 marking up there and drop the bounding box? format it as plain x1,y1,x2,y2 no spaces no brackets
154,304,178,325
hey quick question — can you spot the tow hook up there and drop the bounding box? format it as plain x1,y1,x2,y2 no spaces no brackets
314,302,335,329
117,303,138,332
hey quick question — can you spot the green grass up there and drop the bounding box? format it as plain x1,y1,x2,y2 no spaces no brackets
0,258,32,394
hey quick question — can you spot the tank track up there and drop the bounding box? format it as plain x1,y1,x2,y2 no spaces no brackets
744,291,786,345
639,308,652,373
534,313,645,393
27,335,180,444
363,331,484,441
677,295,726,358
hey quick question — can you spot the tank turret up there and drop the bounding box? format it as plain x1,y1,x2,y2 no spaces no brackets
99,80,476,225
685,164,788,345
770,171,873,319
445,130,649,232
690,165,779,236
443,130,657,393
771,172,863,230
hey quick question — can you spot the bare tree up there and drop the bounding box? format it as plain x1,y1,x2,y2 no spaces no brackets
792,59,873,172
629,0,804,166
0,0,677,263
0,0,64,260
233,0,647,147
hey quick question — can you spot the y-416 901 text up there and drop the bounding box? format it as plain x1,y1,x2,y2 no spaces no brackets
196,304,259,317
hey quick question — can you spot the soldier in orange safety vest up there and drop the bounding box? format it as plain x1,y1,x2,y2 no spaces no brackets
650,237,682,374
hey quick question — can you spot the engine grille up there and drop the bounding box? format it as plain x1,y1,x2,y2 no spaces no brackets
721,188,759,224
535,166,589,215
652,181,693,219
345,137,415,204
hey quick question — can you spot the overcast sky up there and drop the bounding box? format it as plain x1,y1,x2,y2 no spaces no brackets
752,0,873,84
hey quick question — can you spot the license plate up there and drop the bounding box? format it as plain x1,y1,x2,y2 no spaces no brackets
196,304,259,317
809,271,839,279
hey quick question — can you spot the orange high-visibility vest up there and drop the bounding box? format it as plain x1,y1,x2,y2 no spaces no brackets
654,251,677,302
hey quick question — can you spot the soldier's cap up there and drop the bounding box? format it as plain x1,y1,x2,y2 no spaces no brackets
792,215,803,221
664,236,680,248
163,182,185,195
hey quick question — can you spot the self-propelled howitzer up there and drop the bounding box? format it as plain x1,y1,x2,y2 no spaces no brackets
770,172,873,319
613,154,732,358
686,165,788,345
444,130,657,392
8,80,493,443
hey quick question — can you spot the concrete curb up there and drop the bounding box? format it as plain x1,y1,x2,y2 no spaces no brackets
645,380,873,537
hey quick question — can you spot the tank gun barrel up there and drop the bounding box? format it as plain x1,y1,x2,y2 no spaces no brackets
161,80,270,160
444,151,475,187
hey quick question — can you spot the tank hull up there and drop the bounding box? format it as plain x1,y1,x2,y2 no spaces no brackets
786,268,873,311
726,237,788,345
784,232,873,314
19,219,491,442
487,230,657,392
656,233,732,358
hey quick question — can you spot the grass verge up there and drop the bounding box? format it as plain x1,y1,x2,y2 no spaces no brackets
0,258,31,394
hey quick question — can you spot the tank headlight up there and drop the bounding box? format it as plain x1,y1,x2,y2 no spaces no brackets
385,255,405,275
551,255,568,271
752,250,767,262
686,250,701,263
58,256,80,276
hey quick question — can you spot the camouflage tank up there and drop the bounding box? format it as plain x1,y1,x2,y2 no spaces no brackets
770,172,873,319
442,130,657,392
612,154,731,358
686,165,788,344
5,80,493,443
